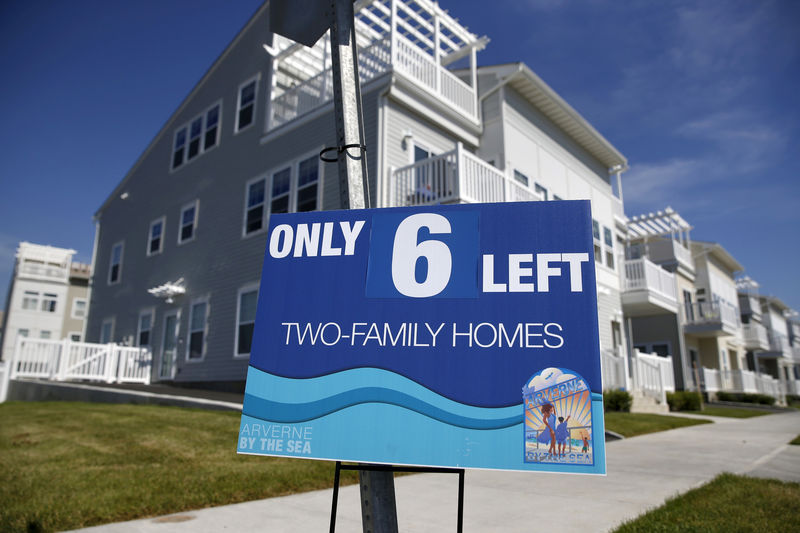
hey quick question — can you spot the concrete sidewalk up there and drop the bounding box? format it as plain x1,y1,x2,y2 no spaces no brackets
70,410,800,533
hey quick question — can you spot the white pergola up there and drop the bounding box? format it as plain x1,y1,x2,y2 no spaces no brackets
626,207,693,246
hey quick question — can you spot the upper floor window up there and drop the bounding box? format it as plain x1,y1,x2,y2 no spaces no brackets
187,298,209,360
171,102,222,170
40,330,52,339
147,217,165,256
41,293,57,313
244,177,266,235
296,156,319,212
22,291,39,310
72,298,87,319
513,170,529,187
535,183,548,201
236,77,258,132
270,167,291,215
178,201,199,244
108,242,124,285
235,284,259,357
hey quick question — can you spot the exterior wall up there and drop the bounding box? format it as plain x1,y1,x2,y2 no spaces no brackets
61,278,88,341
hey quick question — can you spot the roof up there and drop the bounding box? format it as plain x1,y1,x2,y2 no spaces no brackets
690,240,744,273
477,62,628,171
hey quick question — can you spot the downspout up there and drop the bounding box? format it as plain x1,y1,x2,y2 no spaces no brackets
83,218,101,343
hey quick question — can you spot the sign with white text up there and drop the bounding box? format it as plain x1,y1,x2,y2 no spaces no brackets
237,201,606,474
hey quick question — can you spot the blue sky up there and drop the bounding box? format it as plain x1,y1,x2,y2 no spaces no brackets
1,0,798,311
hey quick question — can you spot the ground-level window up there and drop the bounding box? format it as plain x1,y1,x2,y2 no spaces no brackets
100,318,114,344
179,201,199,244
244,177,266,235
109,242,124,284
40,331,51,339
187,298,209,360
235,285,259,357
138,310,153,348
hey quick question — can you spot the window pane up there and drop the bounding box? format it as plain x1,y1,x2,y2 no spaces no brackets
238,323,254,354
188,138,200,159
604,227,613,247
175,128,186,148
246,205,264,233
182,206,195,225
296,183,317,212
149,236,161,253
151,221,162,238
592,220,600,240
206,105,219,128
173,148,184,169
239,290,258,323
271,195,289,214
190,117,202,138
298,157,318,187
241,81,256,105
248,180,265,208
606,251,614,269
139,330,150,347
204,126,217,150
181,224,193,241
238,106,254,129
414,145,430,162
41,331,51,339
272,168,291,197
189,331,204,359
191,302,207,331
513,170,529,187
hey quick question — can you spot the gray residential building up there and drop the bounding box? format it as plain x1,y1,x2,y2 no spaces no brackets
86,0,629,390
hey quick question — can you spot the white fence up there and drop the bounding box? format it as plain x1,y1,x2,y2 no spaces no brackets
702,367,783,402
9,337,152,386
391,143,543,207
623,258,677,303
602,348,674,404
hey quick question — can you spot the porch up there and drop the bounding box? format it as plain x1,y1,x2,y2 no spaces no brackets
389,143,542,206
621,257,678,316
602,348,675,411
683,300,740,337
701,367,784,403
742,322,770,351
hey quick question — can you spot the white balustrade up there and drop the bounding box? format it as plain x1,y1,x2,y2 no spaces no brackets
623,258,677,303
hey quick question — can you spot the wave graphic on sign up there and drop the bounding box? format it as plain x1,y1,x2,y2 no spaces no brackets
243,366,523,430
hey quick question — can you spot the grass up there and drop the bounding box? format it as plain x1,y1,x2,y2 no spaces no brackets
683,406,771,418
791,435,800,446
0,401,358,532
613,473,800,532
604,412,711,438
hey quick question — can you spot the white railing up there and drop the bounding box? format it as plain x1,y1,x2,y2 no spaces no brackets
601,349,628,391
623,258,677,303
631,349,674,403
767,330,791,357
684,300,740,330
19,262,70,281
672,240,693,270
9,337,152,385
742,323,769,350
702,367,783,402
391,143,543,207
702,367,721,392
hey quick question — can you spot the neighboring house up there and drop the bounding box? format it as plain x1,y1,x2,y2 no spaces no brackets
622,208,695,390
84,0,629,389
756,295,797,392
0,243,89,362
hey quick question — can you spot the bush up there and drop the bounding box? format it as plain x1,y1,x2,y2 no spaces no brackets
716,391,776,406
667,391,702,411
787,394,800,408
604,389,632,412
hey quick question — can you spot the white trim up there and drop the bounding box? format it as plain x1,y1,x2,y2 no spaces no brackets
159,308,181,380
235,74,261,134
185,295,210,363
107,241,124,285
242,174,268,238
100,317,115,344
177,200,199,245
234,282,260,359
146,216,166,256
70,297,88,320
137,307,155,349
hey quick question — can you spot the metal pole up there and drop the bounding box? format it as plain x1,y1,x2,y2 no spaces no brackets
329,1,394,530
330,0,370,210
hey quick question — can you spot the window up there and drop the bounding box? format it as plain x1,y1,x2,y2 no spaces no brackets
69,333,82,342
40,331,51,339
171,102,221,170
41,293,57,313
603,226,614,270
138,310,153,347
592,219,600,241
604,227,613,247
553,195,563,201
235,285,259,357
18,329,29,338
100,318,114,344
71,298,87,319
296,156,319,212
187,298,209,360
513,170,529,187
178,201,198,244
147,217,165,256
535,183,548,201
108,242,124,284
236,77,258,132
270,167,291,214
244,177,266,235
22,291,39,310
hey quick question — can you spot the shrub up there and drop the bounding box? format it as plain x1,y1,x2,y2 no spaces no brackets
667,391,702,411
604,389,632,412
716,391,775,406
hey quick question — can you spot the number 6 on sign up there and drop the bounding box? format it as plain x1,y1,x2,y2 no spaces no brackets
391,214,453,297
366,209,479,299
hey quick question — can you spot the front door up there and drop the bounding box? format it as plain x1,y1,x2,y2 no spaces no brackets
159,311,180,380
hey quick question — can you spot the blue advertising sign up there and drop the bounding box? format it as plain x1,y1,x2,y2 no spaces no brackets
237,201,607,474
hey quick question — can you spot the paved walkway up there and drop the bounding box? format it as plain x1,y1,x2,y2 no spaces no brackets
70,409,800,533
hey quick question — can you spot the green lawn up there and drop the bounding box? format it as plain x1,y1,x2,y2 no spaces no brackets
613,473,800,532
682,405,771,418
0,401,357,532
604,412,711,438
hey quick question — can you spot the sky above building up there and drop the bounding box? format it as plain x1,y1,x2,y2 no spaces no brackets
0,0,798,311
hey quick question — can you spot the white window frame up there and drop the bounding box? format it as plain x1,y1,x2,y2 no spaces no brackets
71,298,87,319
21,290,40,310
186,296,210,362
513,169,530,187
242,175,268,237
108,241,124,285
178,200,199,245
137,308,155,349
41,293,57,313
234,282,260,359
170,100,222,171
235,74,260,133
147,216,166,256
100,317,115,344
264,149,323,220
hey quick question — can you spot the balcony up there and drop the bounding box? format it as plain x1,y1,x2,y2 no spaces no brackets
701,368,781,400
621,257,678,316
683,300,740,337
760,330,793,359
390,143,542,206
742,323,770,351
18,262,70,282
626,238,694,277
